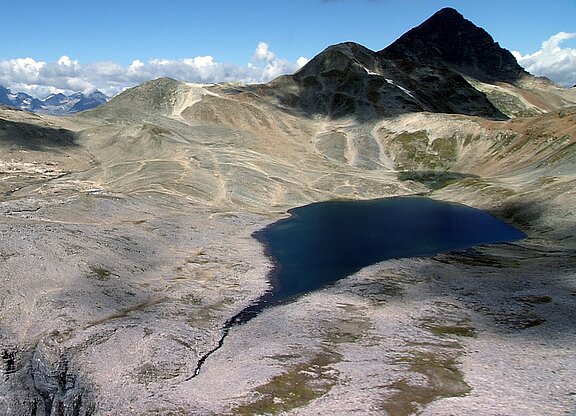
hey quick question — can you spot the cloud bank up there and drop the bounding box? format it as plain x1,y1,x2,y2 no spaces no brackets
3,33,574,99
513,32,576,87
0,43,309,98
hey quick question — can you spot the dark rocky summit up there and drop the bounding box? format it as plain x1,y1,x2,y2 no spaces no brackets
381,7,529,83
259,7,536,121
266,45,507,120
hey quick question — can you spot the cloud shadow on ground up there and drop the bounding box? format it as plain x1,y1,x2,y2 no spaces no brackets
0,117,78,151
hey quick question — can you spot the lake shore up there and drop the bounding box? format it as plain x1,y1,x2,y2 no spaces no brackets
172,232,575,415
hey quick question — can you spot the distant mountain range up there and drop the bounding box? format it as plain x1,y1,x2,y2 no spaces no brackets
0,86,108,115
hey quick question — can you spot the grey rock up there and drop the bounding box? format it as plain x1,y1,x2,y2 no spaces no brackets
31,334,94,416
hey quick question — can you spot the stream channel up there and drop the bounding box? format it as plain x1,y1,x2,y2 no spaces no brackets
189,196,526,378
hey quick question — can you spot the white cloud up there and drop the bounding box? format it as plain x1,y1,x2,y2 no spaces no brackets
57,55,78,67
0,43,309,98
296,57,310,68
513,32,576,87
129,59,144,71
250,42,305,81
0,57,46,84
253,42,276,62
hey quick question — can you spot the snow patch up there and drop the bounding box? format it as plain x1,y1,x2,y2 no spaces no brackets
362,66,381,76
385,78,415,99
396,84,415,99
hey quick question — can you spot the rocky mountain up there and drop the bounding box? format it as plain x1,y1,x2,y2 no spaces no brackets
0,86,108,115
0,86,44,111
251,7,574,121
0,7,575,416
381,7,528,83
263,41,508,120
67,91,110,113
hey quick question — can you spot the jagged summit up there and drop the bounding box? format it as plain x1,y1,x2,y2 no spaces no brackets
279,28,508,120
380,7,528,83
266,7,567,120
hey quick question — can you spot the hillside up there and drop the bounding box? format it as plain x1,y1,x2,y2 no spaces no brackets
0,8,574,416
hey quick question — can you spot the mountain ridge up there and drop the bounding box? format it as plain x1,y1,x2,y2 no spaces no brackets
0,86,108,115
285,40,508,119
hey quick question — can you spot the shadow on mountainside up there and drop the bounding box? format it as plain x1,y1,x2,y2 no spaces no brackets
0,118,78,151
430,242,576,334
398,171,480,191
492,199,552,233
253,44,509,123
380,8,528,85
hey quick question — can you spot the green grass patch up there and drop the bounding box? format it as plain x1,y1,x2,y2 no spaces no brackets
88,265,112,281
390,132,460,171
230,349,341,415
398,171,478,190
381,351,470,415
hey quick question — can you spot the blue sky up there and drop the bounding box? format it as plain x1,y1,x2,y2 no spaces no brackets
1,0,575,96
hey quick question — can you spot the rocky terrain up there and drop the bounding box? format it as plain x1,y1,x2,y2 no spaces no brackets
0,7,575,415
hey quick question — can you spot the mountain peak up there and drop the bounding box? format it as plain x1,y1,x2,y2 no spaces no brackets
380,8,528,83
295,42,380,79
427,6,463,21
434,6,463,17
276,31,507,120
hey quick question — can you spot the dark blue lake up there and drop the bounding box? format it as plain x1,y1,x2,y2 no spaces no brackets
251,196,525,307
191,196,526,377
